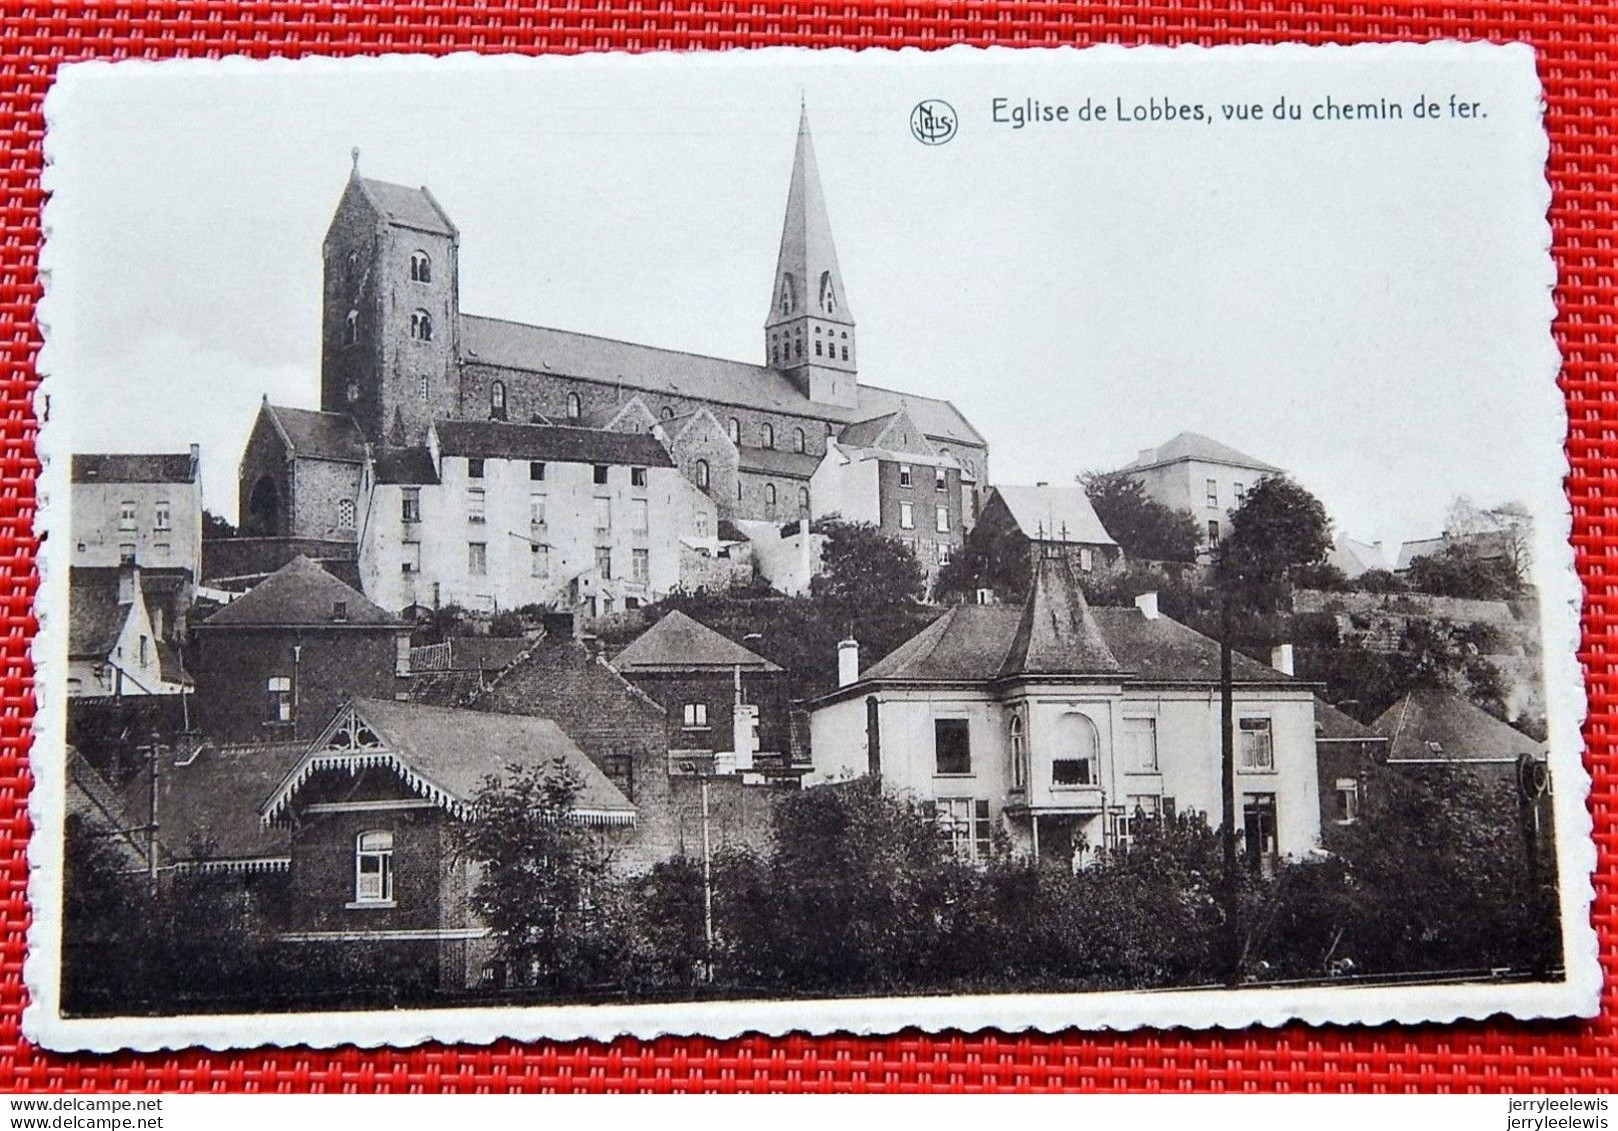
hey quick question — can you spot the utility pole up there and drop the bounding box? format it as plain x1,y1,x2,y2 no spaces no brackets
700,776,715,984
1219,588,1239,985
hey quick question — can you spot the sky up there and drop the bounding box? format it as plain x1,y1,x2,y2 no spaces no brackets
39,47,1560,557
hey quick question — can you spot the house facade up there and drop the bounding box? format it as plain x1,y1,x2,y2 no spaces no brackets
1117,432,1280,558
67,564,188,698
71,450,204,578
808,557,1321,868
193,556,411,743
967,485,1123,583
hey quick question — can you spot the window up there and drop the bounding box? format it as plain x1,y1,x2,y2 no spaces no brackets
934,718,971,775
409,309,433,341
841,345,849,361
736,480,744,502
467,458,484,479
765,483,777,507
936,797,991,863
401,488,421,523
1206,478,1219,507
1123,717,1158,773
118,543,136,565
118,500,137,531
154,501,171,530
695,460,710,490
632,548,650,584
683,702,709,729
337,498,356,530
1243,793,1279,868
344,310,359,345
1207,519,1220,547
1009,714,1027,790
937,543,951,567
898,501,916,529
898,464,913,488
778,273,795,315
935,505,950,534
594,497,612,532
566,392,582,421
419,375,429,401
402,541,421,574
1052,712,1100,787
602,754,635,802
593,464,609,485
630,498,648,534
354,831,394,904
1114,795,1162,852
1238,717,1274,771
138,635,150,667
467,542,487,575
660,406,675,421
819,270,838,314
266,676,293,723
1334,778,1360,824
793,427,806,453
410,250,431,282
630,466,647,488
798,486,811,513
762,423,775,449
467,488,486,523
935,466,947,491
1234,482,1246,506
595,546,612,579
490,381,507,420
530,542,549,577
814,341,823,357
1080,547,1095,572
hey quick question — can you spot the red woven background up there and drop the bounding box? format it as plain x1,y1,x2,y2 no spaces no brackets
0,1,1612,1093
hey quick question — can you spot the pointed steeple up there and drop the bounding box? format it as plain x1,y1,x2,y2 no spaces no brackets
765,105,858,408
999,553,1122,678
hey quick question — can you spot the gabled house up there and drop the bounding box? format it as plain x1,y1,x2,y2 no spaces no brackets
1312,697,1389,847
238,400,369,542
193,556,410,743
71,449,203,580
956,485,1122,597
67,564,189,698
261,697,635,990
1328,534,1389,580
610,610,791,776
808,556,1320,869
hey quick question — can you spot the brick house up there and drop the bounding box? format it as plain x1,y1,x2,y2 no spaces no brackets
1312,697,1389,850
609,610,793,776
192,556,411,743
261,697,634,990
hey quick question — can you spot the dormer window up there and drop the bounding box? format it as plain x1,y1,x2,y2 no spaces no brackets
566,392,582,421
344,310,359,345
779,273,796,315
819,271,837,314
409,251,431,283
490,381,506,420
332,600,348,622
409,310,433,341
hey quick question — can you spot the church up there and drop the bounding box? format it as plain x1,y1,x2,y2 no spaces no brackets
238,108,991,615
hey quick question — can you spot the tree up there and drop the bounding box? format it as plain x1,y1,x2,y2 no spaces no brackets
1405,543,1522,600
1080,471,1200,563
1217,475,1333,605
932,517,1036,605
455,759,630,994
201,509,236,540
809,517,925,615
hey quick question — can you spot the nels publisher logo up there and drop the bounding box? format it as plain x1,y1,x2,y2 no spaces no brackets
910,100,957,145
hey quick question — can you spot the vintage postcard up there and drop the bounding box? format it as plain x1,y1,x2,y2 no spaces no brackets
27,43,1594,1050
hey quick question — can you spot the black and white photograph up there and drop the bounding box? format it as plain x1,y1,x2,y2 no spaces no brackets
28,45,1595,1049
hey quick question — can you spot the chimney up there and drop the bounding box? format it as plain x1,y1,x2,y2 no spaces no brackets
838,638,860,687
1271,643,1295,676
1035,480,1049,488
1134,591,1159,620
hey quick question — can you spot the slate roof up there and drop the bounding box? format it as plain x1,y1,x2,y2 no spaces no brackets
1314,697,1386,742
71,453,196,484
201,556,401,629
612,610,782,673
1120,431,1281,474
1004,556,1121,676
837,413,899,448
374,446,440,485
126,742,304,866
854,565,1295,688
1394,530,1516,571
994,485,1117,546
355,177,457,236
1329,535,1388,578
264,404,368,463
737,445,821,479
68,575,129,659
434,420,674,468
769,107,854,324
268,698,635,821
1372,689,1546,763
457,314,986,448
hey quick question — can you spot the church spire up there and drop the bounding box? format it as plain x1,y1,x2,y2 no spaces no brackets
765,105,858,408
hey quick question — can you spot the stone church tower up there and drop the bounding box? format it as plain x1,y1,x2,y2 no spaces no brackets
764,107,858,409
320,156,461,450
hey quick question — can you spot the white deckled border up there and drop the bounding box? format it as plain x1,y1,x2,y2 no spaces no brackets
25,40,1596,1052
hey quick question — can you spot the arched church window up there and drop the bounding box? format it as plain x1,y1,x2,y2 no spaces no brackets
695,460,710,490
490,381,507,420
819,271,837,314
661,406,675,421
727,418,740,444
409,310,433,342
337,498,356,530
761,423,775,449
779,274,796,315
765,483,777,507
566,392,582,421
344,310,358,346
794,338,803,359
1009,714,1027,790
815,341,823,357
410,251,432,283
793,427,806,453
841,346,849,361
